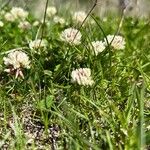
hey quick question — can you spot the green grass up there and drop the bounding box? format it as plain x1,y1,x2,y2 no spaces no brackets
0,3,150,150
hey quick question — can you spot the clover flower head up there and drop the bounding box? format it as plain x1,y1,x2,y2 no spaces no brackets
4,7,28,22
71,68,94,86
33,21,40,26
60,28,82,45
104,35,126,50
3,50,30,69
3,50,30,78
46,6,57,17
18,21,31,30
53,16,65,25
4,12,16,22
10,7,28,20
73,11,87,24
90,41,105,55
29,39,47,50
89,19,95,24
0,21,4,27
0,10,5,16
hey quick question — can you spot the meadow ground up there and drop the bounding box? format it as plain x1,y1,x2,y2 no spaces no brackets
0,2,150,150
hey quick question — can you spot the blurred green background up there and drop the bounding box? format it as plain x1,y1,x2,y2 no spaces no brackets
0,0,150,18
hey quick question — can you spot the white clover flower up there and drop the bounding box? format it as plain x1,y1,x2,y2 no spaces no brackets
71,68,94,86
29,39,47,50
53,16,65,25
3,50,30,78
18,21,31,30
103,17,107,22
33,21,40,26
60,28,82,45
3,50,30,69
0,21,4,27
10,7,28,20
5,7,28,22
72,11,87,24
104,35,126,50
147,125,150,131
0,10,5,15
46,6,57,17
89,19,95,25
90,41,105,56
4,12,16,22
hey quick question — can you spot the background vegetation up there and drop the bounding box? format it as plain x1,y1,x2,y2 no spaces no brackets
0,0,150,149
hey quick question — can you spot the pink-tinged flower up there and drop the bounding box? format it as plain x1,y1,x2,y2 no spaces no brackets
4,12,16,22
18,21,31,30
104,35,126,50
3,50,30,79
90,41,105,55
60,28,82,45
71,68,94,86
